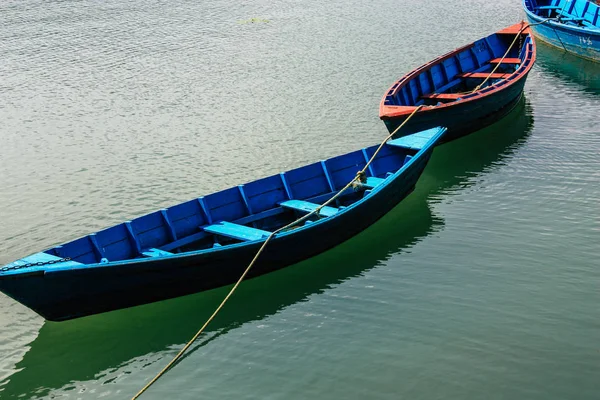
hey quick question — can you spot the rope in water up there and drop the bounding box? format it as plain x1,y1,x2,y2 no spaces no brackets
131,105,424,400
132,19,564,399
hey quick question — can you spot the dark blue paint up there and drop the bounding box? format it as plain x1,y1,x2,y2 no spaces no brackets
0,128,445,321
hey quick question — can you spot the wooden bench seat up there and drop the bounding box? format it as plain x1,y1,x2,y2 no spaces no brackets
489,58,522,64
387,126,446,151
280,200,339,218
142,248,174,257
421,93,465,100
458,72,512,79
360,177,386,189
203,221,270,241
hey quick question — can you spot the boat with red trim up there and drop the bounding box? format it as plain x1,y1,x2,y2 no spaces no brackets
379,23,536,142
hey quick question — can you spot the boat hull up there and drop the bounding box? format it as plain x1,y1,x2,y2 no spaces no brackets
0,145,435,321
382,77,527,142
525,14,600,62
379,23,536,142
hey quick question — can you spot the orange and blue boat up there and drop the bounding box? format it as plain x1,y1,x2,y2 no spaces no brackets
380,23,536,142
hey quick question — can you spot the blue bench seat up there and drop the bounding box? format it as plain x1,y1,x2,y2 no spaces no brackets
280,200,339,218
6,252,83,271
360,177,386,189
142,248,174,257
387,127,443,150
203,221,271,241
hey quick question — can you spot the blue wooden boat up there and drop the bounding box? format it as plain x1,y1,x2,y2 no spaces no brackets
380,23,536,142
523,0,600,61
0,128,445,321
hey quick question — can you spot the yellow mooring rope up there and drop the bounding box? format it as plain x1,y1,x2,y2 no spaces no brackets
131,105,424,400
471,21,529,93
133,18,563,398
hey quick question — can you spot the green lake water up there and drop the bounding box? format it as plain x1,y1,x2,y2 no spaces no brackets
0,0,599,399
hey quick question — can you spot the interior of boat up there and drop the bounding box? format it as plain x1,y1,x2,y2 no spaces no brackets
383,32,533,108
42,131,439,265
527,0,600,28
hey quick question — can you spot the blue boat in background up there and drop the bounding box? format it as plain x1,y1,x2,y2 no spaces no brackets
380,23,536,142
523,0,600,61
0,128,445,321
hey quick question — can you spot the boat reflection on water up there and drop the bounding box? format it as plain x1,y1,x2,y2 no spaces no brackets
536,40,600,95
0,97,534,399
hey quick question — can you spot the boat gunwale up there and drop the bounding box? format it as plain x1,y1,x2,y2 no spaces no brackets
379,24,537,119
1,128,446,277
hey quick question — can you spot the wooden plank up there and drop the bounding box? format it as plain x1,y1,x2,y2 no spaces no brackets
320,161,336,191
160,209,178,241
489,57,521,64
197,197,212,224
234,207,286,226
142,248,174,257
280,173,293,199
360,177,386,190
469,48,481,68
307,189,354,206
237,185,253,214
124,221,142,254
280,200,338,218
484,37,499,59
160,231,209,252
421,93,465,100
361,148,376,177
169,208,281,251
203,221,270,242
387,127,444,150
433,77,462,95
427,69,437,90
458,72,511,79
161,207,285,252
4,252,82,271
88,234,104,261
162,206,287,251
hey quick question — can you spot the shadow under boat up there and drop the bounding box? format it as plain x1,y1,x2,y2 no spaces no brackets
0,97,534,399
536,40,600,95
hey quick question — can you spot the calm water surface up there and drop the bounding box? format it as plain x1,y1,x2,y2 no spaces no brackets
1,0,599,399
